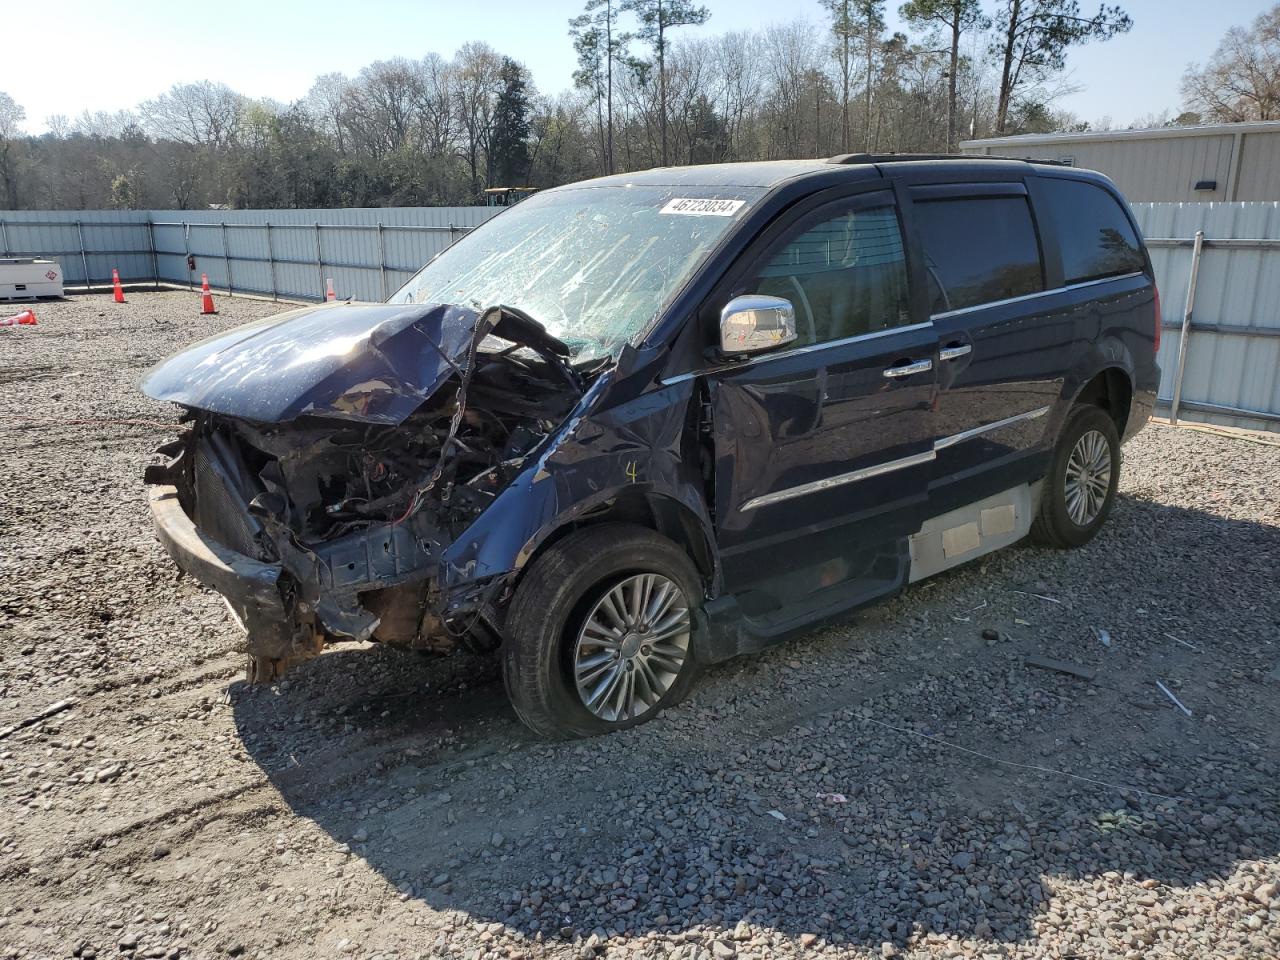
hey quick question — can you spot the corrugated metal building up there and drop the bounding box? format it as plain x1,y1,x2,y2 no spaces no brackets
961,120,1280,202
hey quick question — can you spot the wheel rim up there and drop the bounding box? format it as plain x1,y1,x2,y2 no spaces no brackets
573,573,691,723
1063,428,1112,526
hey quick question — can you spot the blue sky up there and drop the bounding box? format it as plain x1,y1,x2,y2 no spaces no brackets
3,0,1267,133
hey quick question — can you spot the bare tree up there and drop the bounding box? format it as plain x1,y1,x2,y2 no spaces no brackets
820,1,857,151
140,81,248,148
529,91,597,186
415,54,460,159
455,42,504,195
758,22,830,159
854,1,887,150
72,110,140,139
666,39,726,163
0,91,24,209
877,40,949,150
1182,5,1280,122
344,59,424,159
304,73,352,154
709,31,765,159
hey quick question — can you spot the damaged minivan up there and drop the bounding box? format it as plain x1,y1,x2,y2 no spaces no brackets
143,156,1159,738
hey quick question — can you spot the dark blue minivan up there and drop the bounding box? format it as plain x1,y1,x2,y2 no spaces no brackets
143,156,1160,738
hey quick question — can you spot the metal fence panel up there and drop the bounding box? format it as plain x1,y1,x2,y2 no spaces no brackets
0,211,152,284
1133,201,1280,433
0,206,500,297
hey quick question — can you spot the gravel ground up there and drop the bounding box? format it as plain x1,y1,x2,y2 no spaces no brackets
1,292,1278,960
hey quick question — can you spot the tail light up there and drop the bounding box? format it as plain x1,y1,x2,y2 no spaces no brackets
1152,284,1161,353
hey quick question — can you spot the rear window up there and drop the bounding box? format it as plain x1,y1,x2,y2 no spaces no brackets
914,196,1044,314
1037,178,1146,284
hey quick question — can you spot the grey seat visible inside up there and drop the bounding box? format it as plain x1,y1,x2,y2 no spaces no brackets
755,208,909,346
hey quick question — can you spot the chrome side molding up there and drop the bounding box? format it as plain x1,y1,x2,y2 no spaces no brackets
740,449,937,512
933,405,1050,451
740,404,1052,512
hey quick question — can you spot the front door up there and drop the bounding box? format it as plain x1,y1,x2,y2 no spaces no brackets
706,190,938,622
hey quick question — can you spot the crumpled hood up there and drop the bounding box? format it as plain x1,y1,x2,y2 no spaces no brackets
141,301,485,425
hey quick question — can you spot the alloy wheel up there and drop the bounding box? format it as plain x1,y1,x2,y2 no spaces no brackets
573,573,691,722
1063,428,1112,526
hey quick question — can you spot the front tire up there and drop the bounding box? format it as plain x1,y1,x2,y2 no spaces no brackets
501,524,703,739
1031,404,1121,549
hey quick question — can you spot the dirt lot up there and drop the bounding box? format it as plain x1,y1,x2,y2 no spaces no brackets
1,292,1278,960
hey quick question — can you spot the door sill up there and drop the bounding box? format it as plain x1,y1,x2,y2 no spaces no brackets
908,481,1042,583
700,546,907,661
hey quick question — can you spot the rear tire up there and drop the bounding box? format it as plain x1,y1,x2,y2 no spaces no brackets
501,523,703,739
1031,404,1121,549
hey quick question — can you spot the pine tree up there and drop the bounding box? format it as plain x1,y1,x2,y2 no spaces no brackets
621,0,710,166
899,0,988,150
490,58,532,186
569,0,630,175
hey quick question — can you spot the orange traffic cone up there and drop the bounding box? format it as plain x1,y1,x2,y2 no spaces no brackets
1,308,38,326
325,277,337,301
112,268,126,303
200,274,217,315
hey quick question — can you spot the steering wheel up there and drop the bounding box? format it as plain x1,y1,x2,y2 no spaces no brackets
786,275,816,345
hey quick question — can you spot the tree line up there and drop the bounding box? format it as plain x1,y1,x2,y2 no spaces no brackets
0,0,1271,212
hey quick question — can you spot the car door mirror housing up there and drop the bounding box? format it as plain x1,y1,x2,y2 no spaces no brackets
718,295,798,357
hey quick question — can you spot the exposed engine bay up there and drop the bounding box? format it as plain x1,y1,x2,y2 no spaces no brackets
143,304,594,682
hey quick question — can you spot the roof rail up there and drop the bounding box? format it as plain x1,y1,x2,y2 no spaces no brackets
826,153,970,164
826,152,1071,165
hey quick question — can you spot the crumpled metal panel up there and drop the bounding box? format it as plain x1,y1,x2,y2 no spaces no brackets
140,301,483,425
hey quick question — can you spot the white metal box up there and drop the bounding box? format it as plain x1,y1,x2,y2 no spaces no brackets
0,258,64,300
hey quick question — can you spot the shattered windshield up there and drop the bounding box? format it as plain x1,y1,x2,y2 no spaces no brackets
389,185,765,362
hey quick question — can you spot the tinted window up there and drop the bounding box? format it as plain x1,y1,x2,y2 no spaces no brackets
1038,178,1145,284
915,196,1044,314
751,201,911,346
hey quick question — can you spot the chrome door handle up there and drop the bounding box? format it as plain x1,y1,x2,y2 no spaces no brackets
883,358,933,378
939,344,972,362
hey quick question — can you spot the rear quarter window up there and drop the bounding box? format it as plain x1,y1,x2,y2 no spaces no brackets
1037,178,1146,284
914,196,1044,314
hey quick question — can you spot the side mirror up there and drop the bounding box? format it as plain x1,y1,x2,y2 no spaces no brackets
718,295,797,357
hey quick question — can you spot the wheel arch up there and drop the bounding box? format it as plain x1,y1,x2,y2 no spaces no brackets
511,487,719,594
1070,365,1133,439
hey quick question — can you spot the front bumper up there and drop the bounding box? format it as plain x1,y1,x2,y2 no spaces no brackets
147,482,295,658
145,430,503,677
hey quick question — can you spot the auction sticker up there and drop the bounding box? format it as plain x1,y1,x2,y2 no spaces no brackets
660,197,746,217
